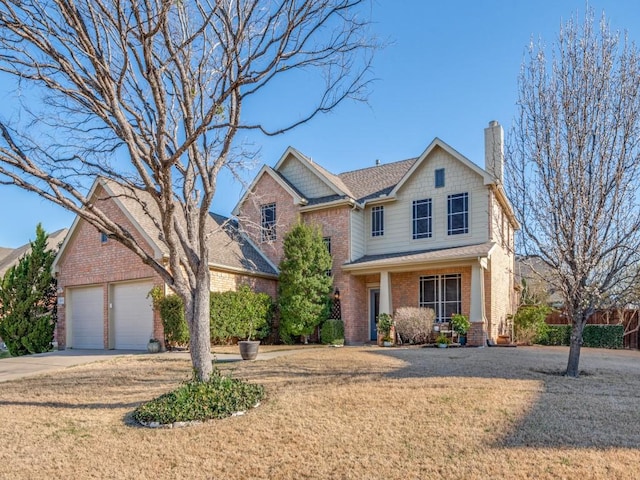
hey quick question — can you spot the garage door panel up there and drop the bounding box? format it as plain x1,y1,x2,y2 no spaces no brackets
70,286,104,349
113,281,154,350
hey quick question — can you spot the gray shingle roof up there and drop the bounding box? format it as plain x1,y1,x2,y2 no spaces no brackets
100,179,276,277
208,213,277,276
343,242,496,270
337,158,418,202
0,228,68,277
0,247,12,263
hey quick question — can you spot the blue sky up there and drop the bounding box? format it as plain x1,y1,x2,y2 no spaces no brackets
1,0,639,247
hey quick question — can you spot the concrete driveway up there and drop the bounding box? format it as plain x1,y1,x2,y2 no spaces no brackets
0,349,141,383
0,348,305,383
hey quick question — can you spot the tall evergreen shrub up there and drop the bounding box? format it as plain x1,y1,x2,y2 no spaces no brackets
278,222,333,343
0,224,57,356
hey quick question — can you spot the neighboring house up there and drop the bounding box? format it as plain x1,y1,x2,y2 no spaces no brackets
0,228,69,278
515,256,565,308
53,179,277,350
234,121,519,346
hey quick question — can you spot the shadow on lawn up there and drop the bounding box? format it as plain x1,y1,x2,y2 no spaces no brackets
0,399,140,410
369,346,640,449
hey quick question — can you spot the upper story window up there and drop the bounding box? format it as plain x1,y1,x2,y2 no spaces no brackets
435,168,445,188
412,199,432,239
371,206,384,237
447,193,469,235
323,236,332,254
100,232,108,244
323,236,332,276
260,203,276,242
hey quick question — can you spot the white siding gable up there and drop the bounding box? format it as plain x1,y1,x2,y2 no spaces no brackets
364,146,489,256
278,155,335,199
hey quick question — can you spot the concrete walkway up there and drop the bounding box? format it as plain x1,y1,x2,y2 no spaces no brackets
0,348,304,383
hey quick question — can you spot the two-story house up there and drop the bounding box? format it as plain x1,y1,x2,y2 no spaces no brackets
234,121,519,346
53,121,518,350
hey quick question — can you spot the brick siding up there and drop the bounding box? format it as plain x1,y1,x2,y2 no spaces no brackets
57,185,278,350
56,185,164,349
237,172,299,267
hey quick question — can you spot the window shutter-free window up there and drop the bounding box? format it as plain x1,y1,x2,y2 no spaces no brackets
261,203,277,241
447,193,469,235
435,168,445,188
371,206,384,237
412,199,432,239
419,274,462,322
323,237,332,276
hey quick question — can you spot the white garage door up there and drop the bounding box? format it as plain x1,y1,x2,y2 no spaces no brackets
112,281,154,350
69,286,104,349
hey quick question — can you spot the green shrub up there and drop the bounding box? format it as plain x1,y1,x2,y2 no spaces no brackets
536,324,570,345
535,324,623,348
0,224,56,356
513,304,552,345
376,313,393,338
320,319,344,345
148,287,189,349
150,285,273,346
393,307,434,344
582,325,623,348
278,223,333,342
210,285,273,343
451,313,470,336
132,369,265,425
160,295,190,347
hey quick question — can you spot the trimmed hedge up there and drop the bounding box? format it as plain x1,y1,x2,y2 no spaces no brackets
536,324,623,349
536,325,570,346
582,325,624,349
159,294,190,348
210,285,273,343
320,319,344,345
151,285,274,346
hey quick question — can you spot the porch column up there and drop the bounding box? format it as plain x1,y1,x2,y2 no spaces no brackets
469,259,487,346
379,270,392,315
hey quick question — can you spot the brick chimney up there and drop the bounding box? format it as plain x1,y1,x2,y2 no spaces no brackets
484,120,504,182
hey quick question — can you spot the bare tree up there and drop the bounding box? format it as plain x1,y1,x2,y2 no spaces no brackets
507,9,640,377
0,0,375,381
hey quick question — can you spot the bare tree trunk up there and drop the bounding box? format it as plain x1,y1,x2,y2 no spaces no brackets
185,268,213,381
566,319,586,377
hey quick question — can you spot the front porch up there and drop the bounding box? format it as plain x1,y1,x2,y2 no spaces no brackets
340,243,497,346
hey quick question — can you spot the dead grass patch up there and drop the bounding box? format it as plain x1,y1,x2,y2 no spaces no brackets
0,346,639,479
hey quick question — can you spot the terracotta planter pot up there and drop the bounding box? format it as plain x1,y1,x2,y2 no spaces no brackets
497,335,510,345
238,340,260,360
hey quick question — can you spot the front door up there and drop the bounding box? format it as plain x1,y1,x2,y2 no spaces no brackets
370,289,380,341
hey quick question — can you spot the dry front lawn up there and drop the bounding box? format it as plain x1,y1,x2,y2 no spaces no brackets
0,346,639,479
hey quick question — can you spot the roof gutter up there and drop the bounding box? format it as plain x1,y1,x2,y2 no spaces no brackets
299,197,358,213
342,255,482,275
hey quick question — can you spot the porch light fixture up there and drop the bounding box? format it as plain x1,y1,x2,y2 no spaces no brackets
334,289,340,300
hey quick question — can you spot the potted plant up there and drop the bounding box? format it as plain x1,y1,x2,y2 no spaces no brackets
435,333,451,348
238,316,261,361
451,313,470,346
376,313,394,346
147,338,161,353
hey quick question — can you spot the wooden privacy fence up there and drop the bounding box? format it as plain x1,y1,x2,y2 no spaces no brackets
546,309,639,349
